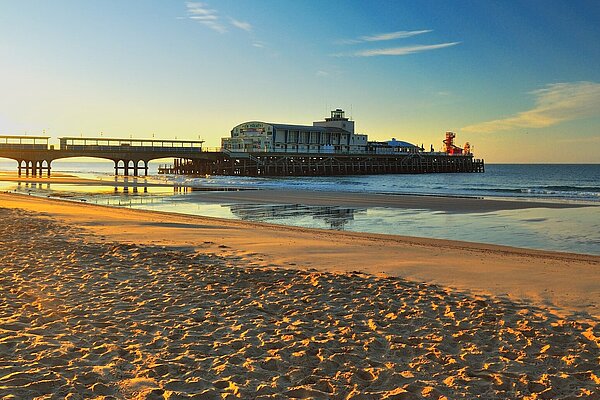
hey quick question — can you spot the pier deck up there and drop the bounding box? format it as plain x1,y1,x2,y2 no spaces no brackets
160,151,484,176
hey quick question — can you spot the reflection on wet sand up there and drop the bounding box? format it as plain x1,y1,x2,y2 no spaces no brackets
227,203,366,230
19,182,51,191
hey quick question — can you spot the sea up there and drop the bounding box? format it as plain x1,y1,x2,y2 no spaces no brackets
1,160,599,255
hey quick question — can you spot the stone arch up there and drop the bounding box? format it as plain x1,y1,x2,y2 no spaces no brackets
41,160,51,176
114,160,125,176
134,160,147,176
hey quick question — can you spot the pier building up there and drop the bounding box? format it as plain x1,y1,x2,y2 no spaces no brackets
222,109,368,154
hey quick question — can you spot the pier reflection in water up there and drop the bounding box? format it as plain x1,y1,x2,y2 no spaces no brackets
18,182,51,191
0,179,174,205
227,203,365,230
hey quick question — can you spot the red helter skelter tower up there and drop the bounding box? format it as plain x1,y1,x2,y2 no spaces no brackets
443,131,464,155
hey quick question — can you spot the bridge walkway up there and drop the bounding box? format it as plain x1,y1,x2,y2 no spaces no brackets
0,136,208,176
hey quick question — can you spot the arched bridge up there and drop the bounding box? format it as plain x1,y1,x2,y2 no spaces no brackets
0,135,216,176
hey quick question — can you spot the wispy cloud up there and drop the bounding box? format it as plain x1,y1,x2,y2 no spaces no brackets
230,18,252,32
185,2,226,33
339,30,432,45
184,2,263,47
462,82,600,133
335,42,460,57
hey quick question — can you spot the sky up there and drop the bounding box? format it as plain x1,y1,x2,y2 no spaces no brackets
0,0,599,163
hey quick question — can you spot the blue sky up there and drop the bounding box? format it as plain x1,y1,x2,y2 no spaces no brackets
1,0,599,162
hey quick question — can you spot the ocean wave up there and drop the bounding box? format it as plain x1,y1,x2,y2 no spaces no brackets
539,185,600,193
464,187,600,200
520,188,600,198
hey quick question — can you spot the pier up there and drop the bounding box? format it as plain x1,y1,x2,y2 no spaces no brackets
1,135,484,177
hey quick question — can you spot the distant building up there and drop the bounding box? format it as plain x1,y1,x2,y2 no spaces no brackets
367,138,421,154
222,109,368,153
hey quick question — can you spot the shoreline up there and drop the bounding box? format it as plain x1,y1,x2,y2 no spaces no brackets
1,191,598,319
3,173,599,256
3,191,598,261
2,173,598,212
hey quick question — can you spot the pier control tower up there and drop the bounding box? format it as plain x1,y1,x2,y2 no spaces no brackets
313,109,355,134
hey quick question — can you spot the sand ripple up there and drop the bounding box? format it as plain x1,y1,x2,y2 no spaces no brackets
0,208,598,399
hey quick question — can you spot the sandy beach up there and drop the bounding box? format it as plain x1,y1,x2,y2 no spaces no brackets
1,192,599,398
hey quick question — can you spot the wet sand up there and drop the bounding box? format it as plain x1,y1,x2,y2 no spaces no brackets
189,188,596,213
1,193,599,398
0,172,171,188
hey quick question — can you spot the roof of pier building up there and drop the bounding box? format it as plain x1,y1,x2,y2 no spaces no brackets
387,139,419,148
231,122,351,134
231,109,359,137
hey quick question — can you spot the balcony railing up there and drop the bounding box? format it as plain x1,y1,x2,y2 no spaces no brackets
0,143,49,150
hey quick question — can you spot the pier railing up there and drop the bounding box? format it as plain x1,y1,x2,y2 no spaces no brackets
0,135,50,151
58,137,205,152
0,143,49,150
219,148,477,157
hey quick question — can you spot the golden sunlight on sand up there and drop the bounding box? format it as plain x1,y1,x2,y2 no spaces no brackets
1,206,598,399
